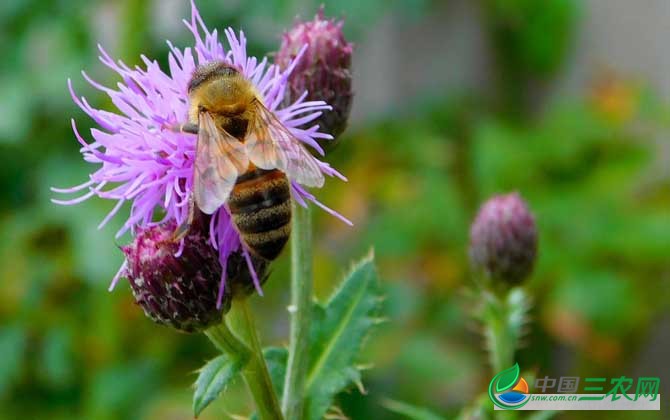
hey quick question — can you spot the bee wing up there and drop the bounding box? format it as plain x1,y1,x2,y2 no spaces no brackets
193,112,249,214
246,100,325,188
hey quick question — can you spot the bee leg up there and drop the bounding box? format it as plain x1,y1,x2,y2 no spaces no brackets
172,194,196,242
169,122,199,134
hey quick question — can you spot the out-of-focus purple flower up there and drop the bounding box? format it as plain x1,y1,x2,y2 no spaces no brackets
469,192,538,285
52,1,351,306
276,8,353,150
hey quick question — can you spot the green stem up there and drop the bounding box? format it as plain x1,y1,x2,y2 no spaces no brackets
238,299,285,420
205,322,248,356
490,314,514,374
282,201,313,419
481,291,519,420
206,314,284,420
483,291,515,374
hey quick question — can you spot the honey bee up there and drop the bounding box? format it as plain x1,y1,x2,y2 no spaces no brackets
172,61,324,261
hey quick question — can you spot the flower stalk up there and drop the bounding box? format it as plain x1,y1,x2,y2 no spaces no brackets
206,303,284,420
282,201,313,419
481,289,515,374
234,299,285,420
205,322,248,359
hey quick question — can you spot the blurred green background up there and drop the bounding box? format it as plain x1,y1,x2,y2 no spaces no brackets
1,0,668,419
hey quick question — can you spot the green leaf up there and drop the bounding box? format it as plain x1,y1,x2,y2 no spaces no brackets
304,251,382,420
381,398,446,420
193,354,244,417
494,363,520,393
263,347,288,398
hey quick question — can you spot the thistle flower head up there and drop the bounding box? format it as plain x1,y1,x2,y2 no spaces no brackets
123,218,269,332
469,192,538,285
276,8,353,149
52,1,351,306
123,221,227,332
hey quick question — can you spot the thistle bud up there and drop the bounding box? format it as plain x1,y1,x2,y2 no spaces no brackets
276,8,353,151
122,222,229,333
469,192,538,285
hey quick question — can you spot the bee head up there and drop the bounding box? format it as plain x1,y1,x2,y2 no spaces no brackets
188,61,254,117
188,61,240,93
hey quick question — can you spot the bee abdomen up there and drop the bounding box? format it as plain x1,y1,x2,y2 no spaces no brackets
229,169,291,260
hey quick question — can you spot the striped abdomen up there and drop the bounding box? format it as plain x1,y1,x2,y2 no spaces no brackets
228,168,291,260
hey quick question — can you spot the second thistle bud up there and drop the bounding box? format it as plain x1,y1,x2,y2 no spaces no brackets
469,192,538,286
276,8,353,151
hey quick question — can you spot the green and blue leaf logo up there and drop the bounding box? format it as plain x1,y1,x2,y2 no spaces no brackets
488,364,530,410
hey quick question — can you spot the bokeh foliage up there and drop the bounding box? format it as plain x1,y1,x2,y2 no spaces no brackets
0,0,668,419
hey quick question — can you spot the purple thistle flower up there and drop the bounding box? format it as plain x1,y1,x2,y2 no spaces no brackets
52,0,351,306
469,192,538,285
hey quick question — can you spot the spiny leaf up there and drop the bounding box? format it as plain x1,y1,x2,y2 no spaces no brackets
303,251,382,420
478,287,533,372
506,287,533,346
193,354,244,417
